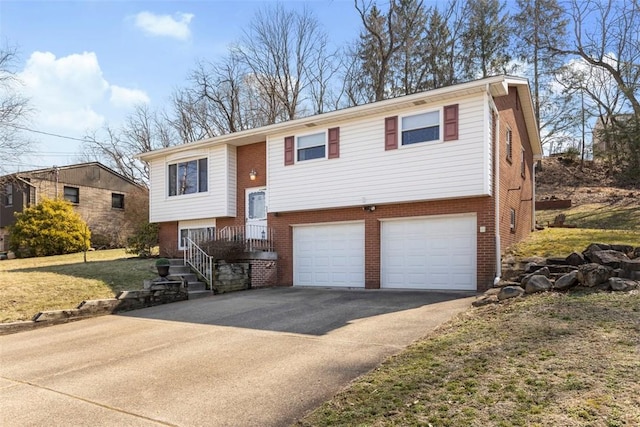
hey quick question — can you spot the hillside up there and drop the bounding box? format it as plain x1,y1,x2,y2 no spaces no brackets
535,157,639,230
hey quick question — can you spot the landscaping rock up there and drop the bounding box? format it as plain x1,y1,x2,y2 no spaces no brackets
608,277,639,292
588,250,629,269
525,262,546,274
577,263,612,287
522,267,551,286
633,247,640,259
498,286,525,300
565,252,586,266
609,244,634,256
554,271,579,290
473,295,498,306
620,259,640,280
546,264,579,274
546,257,568,265
525,275,553,294
495,279,521,288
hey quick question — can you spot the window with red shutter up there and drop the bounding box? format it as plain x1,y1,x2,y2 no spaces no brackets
443,104,459,141
328,127,340,159
284,136,294,166
385,116,398,150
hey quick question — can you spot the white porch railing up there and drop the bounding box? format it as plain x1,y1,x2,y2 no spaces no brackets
217,225,274,252
183,237,213,293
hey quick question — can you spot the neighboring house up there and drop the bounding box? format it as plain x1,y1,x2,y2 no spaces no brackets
0,162,147,251
139,75,542,292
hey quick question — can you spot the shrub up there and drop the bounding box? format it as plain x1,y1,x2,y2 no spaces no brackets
125,222,159,257
8,198,90,257
155,257,170,266
200,239,246,261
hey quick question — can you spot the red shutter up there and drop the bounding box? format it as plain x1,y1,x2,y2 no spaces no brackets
284,136,294,165
443,104,459,141
385,116,398,150
328,127,340,159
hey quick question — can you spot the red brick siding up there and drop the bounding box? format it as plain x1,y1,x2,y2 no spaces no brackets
495,87,535,253
269,197,497,291
158,221,178,258
248,259,278,287
217,142,267,230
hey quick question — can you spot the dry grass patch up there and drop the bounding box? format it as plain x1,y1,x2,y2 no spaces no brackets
507,228,640,258
0,250,156,322
536,200,640,231
297,291,640,427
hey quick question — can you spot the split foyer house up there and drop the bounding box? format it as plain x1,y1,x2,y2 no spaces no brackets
140,75,542,292
0,162,146,251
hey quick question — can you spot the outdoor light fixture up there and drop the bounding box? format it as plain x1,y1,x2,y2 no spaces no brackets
363,205,376,212
249,169,257,181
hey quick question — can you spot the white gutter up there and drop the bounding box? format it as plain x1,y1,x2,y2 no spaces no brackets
491,91,502,286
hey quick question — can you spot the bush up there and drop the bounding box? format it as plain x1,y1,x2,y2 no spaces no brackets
125,222,159,257
8,198,90,257
200,239,246,261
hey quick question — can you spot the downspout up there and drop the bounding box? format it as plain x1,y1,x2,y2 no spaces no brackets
492,92,501,286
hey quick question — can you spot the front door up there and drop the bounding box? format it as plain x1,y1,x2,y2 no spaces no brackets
246,187,267,239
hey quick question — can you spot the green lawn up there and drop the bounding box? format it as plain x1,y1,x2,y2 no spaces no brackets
536,201,640,231
0,249,155,322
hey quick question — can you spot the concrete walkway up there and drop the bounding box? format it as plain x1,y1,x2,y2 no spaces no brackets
0,288,474,426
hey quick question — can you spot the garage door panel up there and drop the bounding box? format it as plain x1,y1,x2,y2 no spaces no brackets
294,222,365,288
381,215,477,290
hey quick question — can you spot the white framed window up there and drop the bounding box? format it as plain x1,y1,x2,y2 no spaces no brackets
168,158,208,196
506,128,513,163
179,226,215,250
297,132,326,161
401,110,440,145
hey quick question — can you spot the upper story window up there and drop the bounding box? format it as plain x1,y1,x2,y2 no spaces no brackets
297,132,326,161
112,193,125,209
401,111,440,145
168,158,208,196
506,128,513,163
4,184,12,207
64,186,79,204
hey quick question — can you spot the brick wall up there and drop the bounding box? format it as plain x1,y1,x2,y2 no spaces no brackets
268,197,497,291
248,259,278,287
159,221,179,257
495,87,535,253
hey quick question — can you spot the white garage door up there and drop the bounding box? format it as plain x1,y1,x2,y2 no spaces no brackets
293,222,365,287
381,214,477,290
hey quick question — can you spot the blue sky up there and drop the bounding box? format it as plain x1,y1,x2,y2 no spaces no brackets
1,0,362,172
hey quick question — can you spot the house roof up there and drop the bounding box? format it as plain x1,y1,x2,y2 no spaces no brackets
138,75,542,161
0,162,142,188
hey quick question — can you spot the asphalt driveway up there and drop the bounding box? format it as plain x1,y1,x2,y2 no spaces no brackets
0,287,474,426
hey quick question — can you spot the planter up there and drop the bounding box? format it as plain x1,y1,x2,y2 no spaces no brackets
157,265,170,277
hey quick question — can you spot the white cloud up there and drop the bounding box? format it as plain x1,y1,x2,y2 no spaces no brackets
110,85,150,108
133,11,194,40
19,51,109,132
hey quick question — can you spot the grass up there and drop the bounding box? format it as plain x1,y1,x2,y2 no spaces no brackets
536,201,640,231
297,291,640,426
0,249,156,323
507,227,640,258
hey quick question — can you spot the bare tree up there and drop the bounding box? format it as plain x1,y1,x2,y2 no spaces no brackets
83,104,174,184
0,46,31,174
236,4,329,122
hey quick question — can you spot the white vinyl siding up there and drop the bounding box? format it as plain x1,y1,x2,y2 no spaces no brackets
268,94,490,213
149,145,236,223
381,214,477,290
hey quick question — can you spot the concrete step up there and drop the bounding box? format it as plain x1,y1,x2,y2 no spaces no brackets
170,272,198,283
169,265,191,275
185,281,207,291
168,258,185,266
188,290,211,300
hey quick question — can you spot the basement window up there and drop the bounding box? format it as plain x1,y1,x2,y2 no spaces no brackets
510,208,516,233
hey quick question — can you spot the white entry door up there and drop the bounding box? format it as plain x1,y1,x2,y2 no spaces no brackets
246,188,267,239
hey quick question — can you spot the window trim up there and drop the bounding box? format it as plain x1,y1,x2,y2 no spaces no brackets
510,208,516,233
399,108,442,147
63,186,79,204
111,193,125,210
506,127,513,163
295,130,327,163
167,157,208,197
4,184,12,207
178,226,215,250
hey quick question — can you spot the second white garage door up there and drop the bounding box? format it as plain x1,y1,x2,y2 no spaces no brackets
381,214,477,290
293,222,365,288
